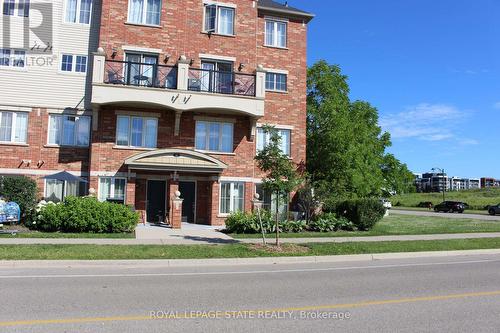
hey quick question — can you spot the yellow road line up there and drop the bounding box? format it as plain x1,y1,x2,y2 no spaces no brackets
1,290,500,327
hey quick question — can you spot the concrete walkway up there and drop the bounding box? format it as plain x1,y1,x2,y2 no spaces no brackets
1,232,500,245
391,209,500,221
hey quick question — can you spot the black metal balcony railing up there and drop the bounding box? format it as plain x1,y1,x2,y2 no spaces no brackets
104,60,178,89
187,68,256,97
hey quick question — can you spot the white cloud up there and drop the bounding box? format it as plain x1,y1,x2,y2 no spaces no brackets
380,103,468,142
458,138,479,145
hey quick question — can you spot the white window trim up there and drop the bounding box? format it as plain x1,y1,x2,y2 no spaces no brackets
63,0,93,25
0,48,27,70
127,0,162,27
264,19,288,48
58,53,88,75
198,53,236,63
195,120,234,153
2,0,29,17
219,181,244,215
47,114,91,147
115,115,158,149
98,177,127,203
0,111,28,144
256,126,291,156
265,71,288,92
202,2,236,36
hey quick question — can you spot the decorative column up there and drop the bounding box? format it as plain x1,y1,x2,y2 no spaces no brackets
92,47,106,84
177,55,191,91
255,64,267,99
169,181,183,229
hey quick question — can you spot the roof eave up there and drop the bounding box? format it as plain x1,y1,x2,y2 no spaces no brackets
258,6,315,23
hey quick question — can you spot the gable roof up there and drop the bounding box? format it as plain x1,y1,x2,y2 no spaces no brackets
257,0,315,22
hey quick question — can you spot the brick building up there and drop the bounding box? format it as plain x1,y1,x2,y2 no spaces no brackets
0,0,313,226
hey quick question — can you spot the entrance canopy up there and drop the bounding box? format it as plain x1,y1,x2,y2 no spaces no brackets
43,171,88,183
124,149,227,173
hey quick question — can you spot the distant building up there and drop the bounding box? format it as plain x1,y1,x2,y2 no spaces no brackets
481,178,500,188
415,172,481,192
416,172,448,193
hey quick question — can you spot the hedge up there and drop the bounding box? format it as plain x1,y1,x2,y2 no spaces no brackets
335,198,386,230
35,196,139,233
0,176,38,224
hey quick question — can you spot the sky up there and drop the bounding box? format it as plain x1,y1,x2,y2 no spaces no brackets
291,0,499,178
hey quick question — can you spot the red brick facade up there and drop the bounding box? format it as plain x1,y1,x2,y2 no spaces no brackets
0,0,311,227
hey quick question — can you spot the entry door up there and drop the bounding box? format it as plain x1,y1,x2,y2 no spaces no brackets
179,181,196,223
147,180,166,223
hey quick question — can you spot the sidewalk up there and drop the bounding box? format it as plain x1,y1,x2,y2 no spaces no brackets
1,232,500,245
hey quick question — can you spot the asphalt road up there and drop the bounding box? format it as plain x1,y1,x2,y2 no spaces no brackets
392,209,500,221
1,255,500,332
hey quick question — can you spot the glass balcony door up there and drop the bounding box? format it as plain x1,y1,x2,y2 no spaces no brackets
201,61,233,94
125,53,158,86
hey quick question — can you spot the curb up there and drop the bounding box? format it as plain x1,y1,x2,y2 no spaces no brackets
1,249,500,269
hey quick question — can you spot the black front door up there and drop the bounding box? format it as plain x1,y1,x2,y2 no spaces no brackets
147,180,166,223
179,181,196,223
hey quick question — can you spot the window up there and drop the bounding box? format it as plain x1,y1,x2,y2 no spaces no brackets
116,115,158,148
220,182,244,214
60,54,87,73
45,178,87,203
204,4,234,35
65,0,92,24
48,115,90,147
2,0,28,16
265,72,287,92
195,120,233,153
0,49,25,68
255,184,288,219
98,177,126,203
256,127,291,156
124,53,158,86
128,0,161,25
197,60,233,94
265,19,287,48
0,111,28,143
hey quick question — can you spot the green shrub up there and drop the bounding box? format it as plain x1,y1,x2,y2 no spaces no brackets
225,210,275,234
35,197,138,233
281,220,307,233
335,198,385,231
0,176,38,224
307,213,355,232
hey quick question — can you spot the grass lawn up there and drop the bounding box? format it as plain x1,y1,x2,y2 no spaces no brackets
230,214,500,239
391,188,500,210
394,206,488,215
1,238,500,260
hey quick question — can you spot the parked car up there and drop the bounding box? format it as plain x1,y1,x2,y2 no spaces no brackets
488,204,500,216
380,199,392,209
434,201,466,213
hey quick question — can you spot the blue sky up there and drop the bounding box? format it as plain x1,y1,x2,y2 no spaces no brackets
293,0,499,178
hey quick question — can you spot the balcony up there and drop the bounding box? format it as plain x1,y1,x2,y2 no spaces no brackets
91,51,265,119
187,68,256,97
104,60,178,89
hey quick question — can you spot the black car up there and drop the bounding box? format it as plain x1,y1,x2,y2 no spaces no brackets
489,204,500,216
434,201,466,213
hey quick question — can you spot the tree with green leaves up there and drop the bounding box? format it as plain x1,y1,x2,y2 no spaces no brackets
307,60,413,201
255,125,302,246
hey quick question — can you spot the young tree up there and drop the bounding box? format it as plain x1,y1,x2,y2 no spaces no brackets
255,125,302,247
307,60,409,200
